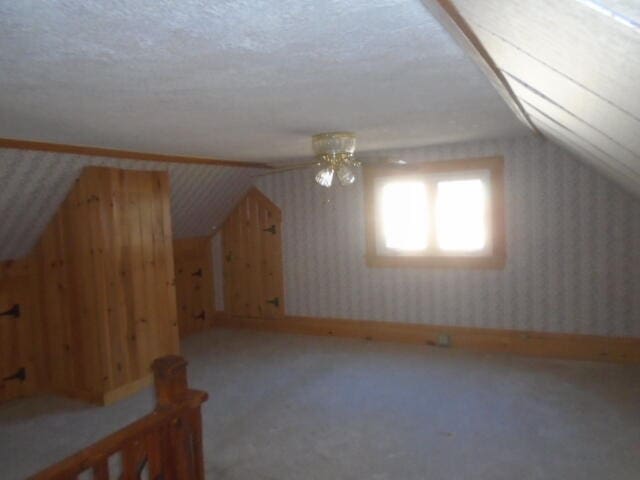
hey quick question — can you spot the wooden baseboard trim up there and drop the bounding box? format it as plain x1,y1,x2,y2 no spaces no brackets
102,374,153,406
46,385,103,405
217,315,640,364
45,374,154,406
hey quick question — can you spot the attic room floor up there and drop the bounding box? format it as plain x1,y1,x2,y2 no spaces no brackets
1,329,639,479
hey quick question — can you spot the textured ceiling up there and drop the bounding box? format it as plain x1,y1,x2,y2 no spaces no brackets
449,0,640,195
2,0,638,262
0,148,259,261
0,0,527,162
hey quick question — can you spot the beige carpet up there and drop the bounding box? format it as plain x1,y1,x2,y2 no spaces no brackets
1,328,639,479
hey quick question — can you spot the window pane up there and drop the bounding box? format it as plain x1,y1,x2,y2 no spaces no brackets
436,179,487,252
381,180,428,251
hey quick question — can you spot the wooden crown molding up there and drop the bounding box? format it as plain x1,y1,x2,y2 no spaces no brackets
0,137,271,169
421,0,540,135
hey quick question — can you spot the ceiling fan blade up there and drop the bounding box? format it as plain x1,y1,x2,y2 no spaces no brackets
359,156,407,166
254,161,322,177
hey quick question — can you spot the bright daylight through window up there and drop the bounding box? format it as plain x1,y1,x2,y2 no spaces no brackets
381,181,429,251
380,177,487,253
436,179,486,252
365,156,505,268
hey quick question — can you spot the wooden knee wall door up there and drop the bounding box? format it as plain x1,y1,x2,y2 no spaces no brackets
222,188,284,319
173,236,216,337
0,259,37,403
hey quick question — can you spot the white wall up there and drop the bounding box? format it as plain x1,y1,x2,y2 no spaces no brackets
212,231,225,311
257,136,640,337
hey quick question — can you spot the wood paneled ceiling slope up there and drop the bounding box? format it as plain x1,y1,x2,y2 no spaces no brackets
424,0,640,195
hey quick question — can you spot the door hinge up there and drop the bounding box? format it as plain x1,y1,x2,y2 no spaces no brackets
2,367,26,383
0,304,20,319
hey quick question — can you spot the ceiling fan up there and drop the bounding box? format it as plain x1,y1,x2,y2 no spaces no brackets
259,132,361,188
258,132,407,187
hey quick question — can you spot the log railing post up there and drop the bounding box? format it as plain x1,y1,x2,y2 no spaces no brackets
152,355,189,407
152,355,207,480
29,355,208,480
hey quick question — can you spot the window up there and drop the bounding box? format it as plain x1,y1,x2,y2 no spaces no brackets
364,156,505,268
379,180,429,252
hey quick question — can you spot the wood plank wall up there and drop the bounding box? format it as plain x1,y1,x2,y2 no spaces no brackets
0,259,38,403
31,166,180,404
222,188,284,319
173,236,216,337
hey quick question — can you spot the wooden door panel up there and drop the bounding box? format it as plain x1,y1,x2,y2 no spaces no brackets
259,199,284,318
0,277,36,403
174,237,215,337
223,189,284,319
247,196,264,318
176,259,213,335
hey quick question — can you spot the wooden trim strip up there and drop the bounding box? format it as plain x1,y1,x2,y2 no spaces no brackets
0,137,271,169
421,0,539,134
217,314,640,364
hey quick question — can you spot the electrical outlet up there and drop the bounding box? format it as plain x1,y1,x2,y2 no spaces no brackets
437,333,451,347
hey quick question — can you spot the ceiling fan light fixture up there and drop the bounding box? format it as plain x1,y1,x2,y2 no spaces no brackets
315,167,334,188
337,165,355,186
311,132,360,188
312,132,356,156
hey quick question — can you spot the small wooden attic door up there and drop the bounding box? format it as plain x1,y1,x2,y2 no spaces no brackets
222,188,284,319
173,236,215,337
0,260,36,403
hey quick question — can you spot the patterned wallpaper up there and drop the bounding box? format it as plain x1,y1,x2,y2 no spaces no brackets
0,148,260,260
212,232,225,312
257,136,640,337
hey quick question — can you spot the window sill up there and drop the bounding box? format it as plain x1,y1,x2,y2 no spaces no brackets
365,254,507,269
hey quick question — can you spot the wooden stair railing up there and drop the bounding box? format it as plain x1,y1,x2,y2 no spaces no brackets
29,356,209,480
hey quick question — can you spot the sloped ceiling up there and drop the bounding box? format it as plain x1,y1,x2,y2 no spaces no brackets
446,0,640,195
1,0,638,262
0,149,260,261
0,0,527,162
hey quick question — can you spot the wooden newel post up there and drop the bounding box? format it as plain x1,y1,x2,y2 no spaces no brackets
152,355,207,479
29,355,208,479
152,355,190,407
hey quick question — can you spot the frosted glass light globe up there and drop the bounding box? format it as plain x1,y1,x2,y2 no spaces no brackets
315,168,334,187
